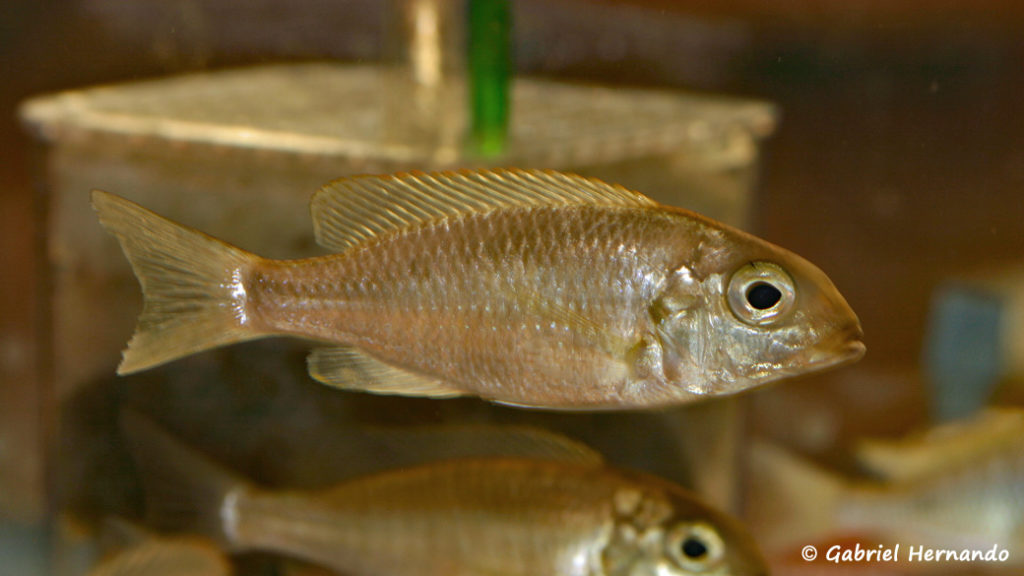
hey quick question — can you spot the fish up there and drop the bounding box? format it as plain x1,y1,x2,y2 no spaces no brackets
123,410,769,576
93,168,864,409
747,408,1024,559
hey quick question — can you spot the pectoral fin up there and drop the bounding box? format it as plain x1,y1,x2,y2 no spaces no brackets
307,346,464,398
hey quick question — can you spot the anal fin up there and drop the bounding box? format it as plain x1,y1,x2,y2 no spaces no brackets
307,346,464,398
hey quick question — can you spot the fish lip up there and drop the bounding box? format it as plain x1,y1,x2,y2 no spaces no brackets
835,336,868,362
800,330,866,373
837,322,866,364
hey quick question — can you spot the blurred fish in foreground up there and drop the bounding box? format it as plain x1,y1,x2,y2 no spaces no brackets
748,409,1024,562
94,168,863,409
123,411,768,576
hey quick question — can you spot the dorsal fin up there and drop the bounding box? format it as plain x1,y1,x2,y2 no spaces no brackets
355,425,605,468
310,168,656,252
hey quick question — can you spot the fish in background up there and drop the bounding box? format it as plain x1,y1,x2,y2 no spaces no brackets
122,411,768,576
747,408,1024,560
93,168,863,409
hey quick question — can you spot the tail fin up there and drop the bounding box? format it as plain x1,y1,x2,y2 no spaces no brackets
120,410,253,551
92,191,261,374
746,441,848,552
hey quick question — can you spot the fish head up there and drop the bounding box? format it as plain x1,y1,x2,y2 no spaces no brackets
602,484,769,576
650,229,864,398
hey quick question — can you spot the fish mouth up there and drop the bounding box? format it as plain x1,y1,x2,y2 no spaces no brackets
838,323,867,363
835,338,866,364
748,335,864,388
802,325,866,372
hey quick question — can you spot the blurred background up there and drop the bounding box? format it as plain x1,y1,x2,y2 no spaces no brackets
2,1,1024,574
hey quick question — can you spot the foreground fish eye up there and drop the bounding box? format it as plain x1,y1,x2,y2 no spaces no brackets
746,282,782,310
666,522,724,572
727,262,795,326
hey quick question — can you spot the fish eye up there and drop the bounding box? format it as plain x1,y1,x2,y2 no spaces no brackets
746,282,782,310
666,522,724,572
682,536,708,559
727,261,795,326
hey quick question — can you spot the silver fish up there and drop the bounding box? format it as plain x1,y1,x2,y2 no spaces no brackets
748,408,1024,558
123,411,768,576
93,168,864,409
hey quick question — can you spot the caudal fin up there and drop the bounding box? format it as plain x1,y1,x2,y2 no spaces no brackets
92,191,261,374
120,410,253,550
746,441,848,552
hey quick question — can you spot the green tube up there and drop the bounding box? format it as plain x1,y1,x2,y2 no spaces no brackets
467,0,510,156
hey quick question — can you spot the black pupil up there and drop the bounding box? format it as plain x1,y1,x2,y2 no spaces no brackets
746,282,782,310
682,536,708,559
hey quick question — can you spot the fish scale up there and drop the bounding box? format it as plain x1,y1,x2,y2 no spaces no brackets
253,206,677,404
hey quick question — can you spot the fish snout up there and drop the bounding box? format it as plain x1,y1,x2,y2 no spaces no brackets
840,335,867,363
818,320,866,368
837,320,866,362
796,319,865,373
